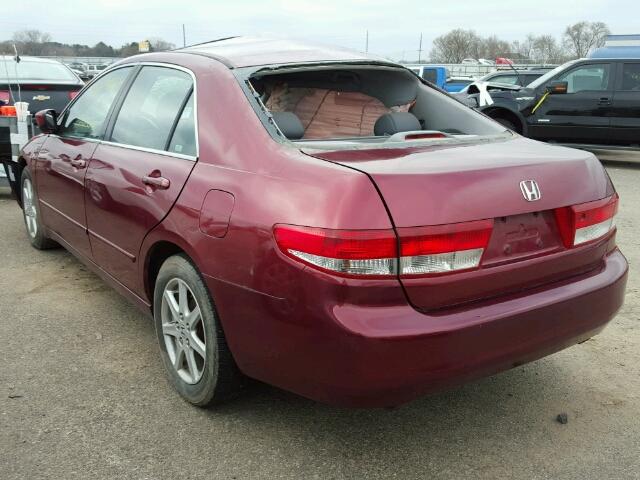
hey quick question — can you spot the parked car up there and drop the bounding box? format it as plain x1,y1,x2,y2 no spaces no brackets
469,57,640,148
8,37,627,408
407,65,449,88
85,63,109,78
454,69,548,95
443,75,476,92
1,55,83,163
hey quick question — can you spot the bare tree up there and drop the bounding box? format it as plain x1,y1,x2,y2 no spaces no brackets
148,38,176,52
11,29,53,55
511,33,537,61
479,35,511,60
430,29,481,63
563,21,610,58
532,35,566,63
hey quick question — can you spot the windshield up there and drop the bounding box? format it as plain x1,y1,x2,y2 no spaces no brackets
527,60,581,89
0,58,77,82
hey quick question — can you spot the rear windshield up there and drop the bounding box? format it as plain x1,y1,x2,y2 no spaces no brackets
242,64,506,149
0,58,77,82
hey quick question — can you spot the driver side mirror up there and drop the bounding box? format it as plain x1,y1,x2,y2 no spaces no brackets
34,109,58,134
546,81,568,94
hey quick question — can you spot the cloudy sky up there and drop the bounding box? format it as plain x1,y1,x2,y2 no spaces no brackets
2,0,638,59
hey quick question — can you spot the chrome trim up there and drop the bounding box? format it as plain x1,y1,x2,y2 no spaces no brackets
99,139,197,161
57,61,200,161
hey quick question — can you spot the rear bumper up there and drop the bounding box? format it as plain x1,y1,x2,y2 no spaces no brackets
211,249,628,408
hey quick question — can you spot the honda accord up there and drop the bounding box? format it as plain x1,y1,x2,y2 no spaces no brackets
8,37,628,408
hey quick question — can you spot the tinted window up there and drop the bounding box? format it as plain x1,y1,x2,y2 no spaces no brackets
620,63,640,91
0,59,77,82
110,66,192,150
490,74,518,85
422,69,438,84
59,67,132,139
557,64,610,93
168,94,196,156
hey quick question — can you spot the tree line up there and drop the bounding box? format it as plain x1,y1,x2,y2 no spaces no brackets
0,29,175,57
430,21,610,63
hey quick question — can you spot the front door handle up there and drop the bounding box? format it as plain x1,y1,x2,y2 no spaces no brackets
70,158,86,169
597,97,612,105
142,175,170,189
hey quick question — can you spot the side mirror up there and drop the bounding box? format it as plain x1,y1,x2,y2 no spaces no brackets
546,81,568,94
35,109,58,134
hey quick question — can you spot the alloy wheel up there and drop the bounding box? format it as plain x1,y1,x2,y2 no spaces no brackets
161,278,207,384
22,178,38,238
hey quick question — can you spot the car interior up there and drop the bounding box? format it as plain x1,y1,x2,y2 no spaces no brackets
247,66,504,146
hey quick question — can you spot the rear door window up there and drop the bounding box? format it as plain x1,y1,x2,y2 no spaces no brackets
168,93,197,157
59,66,132,139
110,66,193,151
557,64,611,93
619,63,640,91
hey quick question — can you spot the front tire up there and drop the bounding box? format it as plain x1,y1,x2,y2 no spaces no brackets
153,254,243,406
20,168,57,250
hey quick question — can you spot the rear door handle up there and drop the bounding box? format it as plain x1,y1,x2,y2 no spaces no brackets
70,158,86,169
597,97,612,105
142,175,170,189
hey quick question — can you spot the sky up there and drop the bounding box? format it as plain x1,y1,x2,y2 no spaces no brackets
2,0,639,60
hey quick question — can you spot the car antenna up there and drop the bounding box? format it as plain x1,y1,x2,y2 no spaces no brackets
504,58,525,87
12,44,22,103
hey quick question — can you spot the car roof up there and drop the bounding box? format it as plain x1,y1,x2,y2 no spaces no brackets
178,36,390,68
0,55,65,65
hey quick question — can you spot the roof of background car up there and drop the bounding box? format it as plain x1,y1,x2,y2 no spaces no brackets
177,36,390,68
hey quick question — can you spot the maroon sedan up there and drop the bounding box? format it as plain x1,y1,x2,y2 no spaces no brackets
11,37,627,408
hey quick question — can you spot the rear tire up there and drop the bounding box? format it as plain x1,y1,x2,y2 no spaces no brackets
20,168,58,250
153,254,244,406
494,116,518,132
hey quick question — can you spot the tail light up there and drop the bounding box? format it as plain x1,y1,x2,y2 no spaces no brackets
68,90,80,100
397,219,493,275
273,219,493,278
554,194,618,248
274,225,397,276
0,90,10,104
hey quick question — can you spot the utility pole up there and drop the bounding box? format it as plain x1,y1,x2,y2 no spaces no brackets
182,24,186,47
365,30,369,53
418,33,423,63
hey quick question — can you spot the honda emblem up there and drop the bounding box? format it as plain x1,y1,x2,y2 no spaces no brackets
520,180,541,201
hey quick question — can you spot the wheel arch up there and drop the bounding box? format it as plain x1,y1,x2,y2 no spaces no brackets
481,105,528,135
144,240,189,306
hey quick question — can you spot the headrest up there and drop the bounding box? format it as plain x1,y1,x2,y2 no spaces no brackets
374,112,421,136
272,111,304,140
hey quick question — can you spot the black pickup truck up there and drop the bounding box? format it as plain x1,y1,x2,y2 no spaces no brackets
465,58,640,149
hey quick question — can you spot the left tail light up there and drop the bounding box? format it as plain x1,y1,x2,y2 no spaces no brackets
554,194,618,248
68,90,80,100
273,219,494,278
0,90,10,104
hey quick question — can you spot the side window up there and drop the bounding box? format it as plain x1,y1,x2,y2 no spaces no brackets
110,66,192,150
620,63,640,91
59,67,132,139
168,93,197,157
557,64,610,93
492,74,518,85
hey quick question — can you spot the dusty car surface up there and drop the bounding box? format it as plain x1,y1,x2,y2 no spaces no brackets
10,37,628,408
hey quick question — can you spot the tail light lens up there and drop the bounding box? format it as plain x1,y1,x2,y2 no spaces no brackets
273,219,493,278
398,219,493,275
68,90,80,100
0,90,10,104
554,194,618,248
274,225,397,276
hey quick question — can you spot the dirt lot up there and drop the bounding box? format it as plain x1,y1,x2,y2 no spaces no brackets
0,163,638,480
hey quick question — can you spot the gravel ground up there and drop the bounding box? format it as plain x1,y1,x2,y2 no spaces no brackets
0,163,638,480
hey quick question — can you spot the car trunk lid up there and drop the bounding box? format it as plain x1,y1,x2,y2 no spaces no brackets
303,136,616,311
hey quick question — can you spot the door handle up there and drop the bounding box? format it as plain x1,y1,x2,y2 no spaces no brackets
70,158,86,169
597,97,612,105
142,175,170,189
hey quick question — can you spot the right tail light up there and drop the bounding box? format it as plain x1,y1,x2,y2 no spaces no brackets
554,194,618,248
